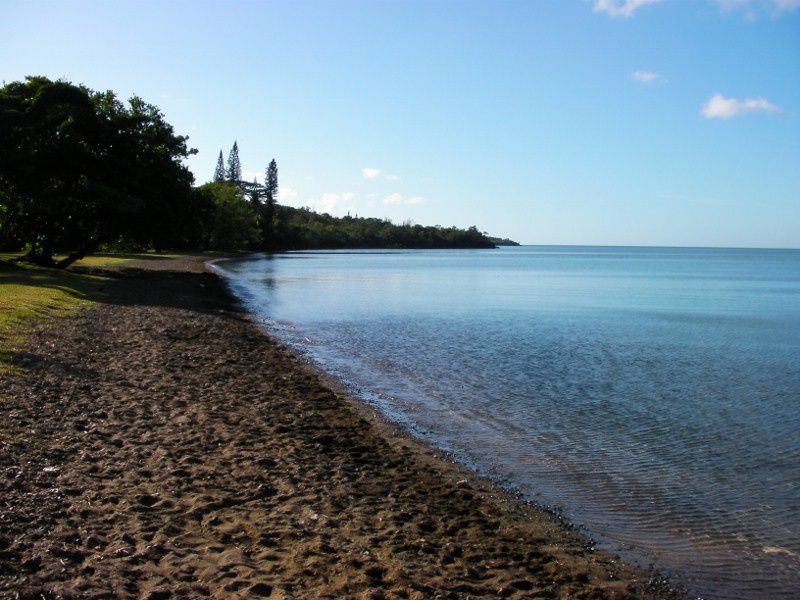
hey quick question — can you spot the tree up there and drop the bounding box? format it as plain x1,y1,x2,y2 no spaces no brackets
0,76,197,266
0,77,129,265
214,150,225,181
248,177,261,208
226,141,241,182
199,181,259,250
120,95,198,253
260,159,279,248
265,159,278,203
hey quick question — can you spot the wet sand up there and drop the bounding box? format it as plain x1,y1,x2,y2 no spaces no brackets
0,256,683,599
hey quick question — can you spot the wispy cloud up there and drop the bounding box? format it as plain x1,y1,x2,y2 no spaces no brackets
701,93,780,119
593,0,664,17
385,174,400,182
595,0,799,17
242,170,264,184
305,192,356,215
383,193,426,206
277,186,298,202
712,0,754,11
631,70,666,84
361,167,381,179
383,193,403,205
714,0,800,13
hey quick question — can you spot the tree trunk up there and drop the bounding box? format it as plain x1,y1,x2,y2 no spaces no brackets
56,241,100,269
21,251,56,268
56,251,87,269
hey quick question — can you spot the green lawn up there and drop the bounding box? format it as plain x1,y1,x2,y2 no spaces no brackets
0,251,182,267
0,252,177,373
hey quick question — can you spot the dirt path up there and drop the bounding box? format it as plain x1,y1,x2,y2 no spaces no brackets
0,257,682,599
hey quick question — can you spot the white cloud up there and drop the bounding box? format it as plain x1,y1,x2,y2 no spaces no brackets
361,167,381,179
383,193,404,205
382,193,426,206
385,174,400,182
710,0,800,15
701,93,780,119
242,171,264,184
593,0,664,17
277,186,298,201
715,0,800,10
305,192,357,215
631,70,665,84
712,0,751,10
596,0,799,17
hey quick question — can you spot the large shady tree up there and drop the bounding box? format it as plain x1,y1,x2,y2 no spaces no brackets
0,76,197,266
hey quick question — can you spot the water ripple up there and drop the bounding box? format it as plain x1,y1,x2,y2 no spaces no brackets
219,247,800,599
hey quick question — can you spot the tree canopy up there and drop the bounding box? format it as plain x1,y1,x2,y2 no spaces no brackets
214,150,226,182
271,207,494,250
0,76,198,265
0,77,497,266
225,141,241,183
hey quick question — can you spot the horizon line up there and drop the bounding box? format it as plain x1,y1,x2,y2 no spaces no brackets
505,243,800,251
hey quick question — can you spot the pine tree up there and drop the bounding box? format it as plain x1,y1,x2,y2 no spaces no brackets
266,159,278,204
249,177,261,207
261,159,279,248
213,150,225,181
226,141,242,182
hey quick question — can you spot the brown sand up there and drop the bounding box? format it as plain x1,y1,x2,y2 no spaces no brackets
0,256,683,599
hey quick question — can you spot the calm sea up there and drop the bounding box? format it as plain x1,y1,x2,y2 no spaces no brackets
216,246,800,599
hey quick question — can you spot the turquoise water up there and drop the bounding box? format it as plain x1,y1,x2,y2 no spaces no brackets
217,246,800,599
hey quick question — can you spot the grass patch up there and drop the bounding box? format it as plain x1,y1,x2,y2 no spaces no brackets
0,260,111,374
0,251,202,374
0,252,185,374
0,251,181,268
68,252,184,266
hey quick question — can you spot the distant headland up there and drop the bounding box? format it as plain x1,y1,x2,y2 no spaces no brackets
487,236,521,246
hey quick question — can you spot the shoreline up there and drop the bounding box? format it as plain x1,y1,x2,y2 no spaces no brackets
210,255,693,596
0,255,684,599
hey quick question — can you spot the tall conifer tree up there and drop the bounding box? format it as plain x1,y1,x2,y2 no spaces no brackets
249,177,261,207
261,159,279,248
266,159,278,204
213,150,225,181
226,141,241,182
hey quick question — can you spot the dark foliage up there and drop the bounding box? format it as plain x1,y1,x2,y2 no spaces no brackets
197,181,259,250
0,77,497,264
0,77,197,265
225,141,241,183
487,236,520,246
261,159,279,248
213,150,226,182
272,206,495,250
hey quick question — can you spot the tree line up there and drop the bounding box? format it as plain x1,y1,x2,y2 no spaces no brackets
201,141,281,251
0,77,495,267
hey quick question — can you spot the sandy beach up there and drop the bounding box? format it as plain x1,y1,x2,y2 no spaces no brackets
0,256,683,599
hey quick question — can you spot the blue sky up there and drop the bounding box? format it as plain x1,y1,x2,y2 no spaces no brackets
2,0,799,247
